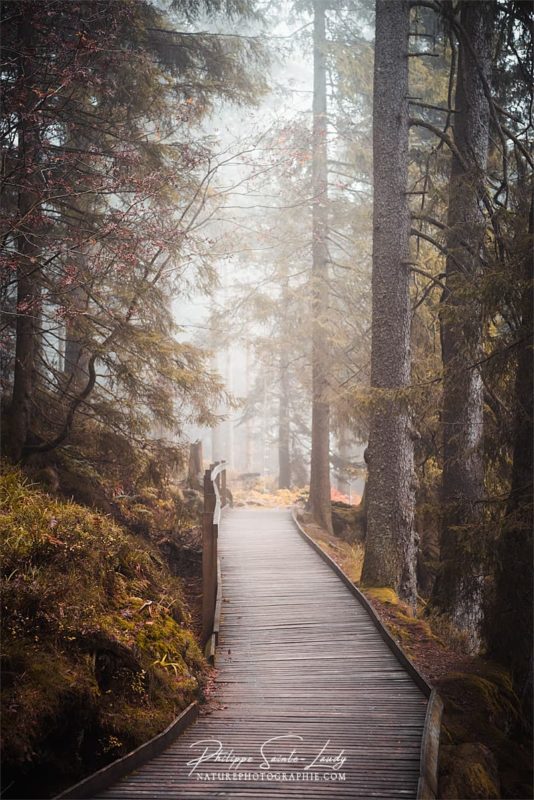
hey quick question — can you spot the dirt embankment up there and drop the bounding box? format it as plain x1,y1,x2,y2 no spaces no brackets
1,468,208,799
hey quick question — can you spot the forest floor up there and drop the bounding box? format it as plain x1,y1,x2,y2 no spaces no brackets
296,508,533,800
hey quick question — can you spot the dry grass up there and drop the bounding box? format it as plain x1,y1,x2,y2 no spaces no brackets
295,510,364,583
232,485,306,508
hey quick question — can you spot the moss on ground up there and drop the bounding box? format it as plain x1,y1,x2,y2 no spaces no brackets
439,743,501,799
437,664,532,799
0,467,206,799
364,586,400,606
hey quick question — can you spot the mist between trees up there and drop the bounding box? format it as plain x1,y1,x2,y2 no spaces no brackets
1,0,532,788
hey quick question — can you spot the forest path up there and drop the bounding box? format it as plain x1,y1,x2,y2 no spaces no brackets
97,508,428,799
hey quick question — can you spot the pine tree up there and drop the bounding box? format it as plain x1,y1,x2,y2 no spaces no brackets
429,0,494,648
308,0,333,531
1,0,266,467
360,0,417,606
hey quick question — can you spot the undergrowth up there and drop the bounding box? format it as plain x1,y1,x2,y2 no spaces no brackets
0,467,206,799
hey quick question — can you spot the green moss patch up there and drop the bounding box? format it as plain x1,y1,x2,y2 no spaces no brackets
364,586,400,606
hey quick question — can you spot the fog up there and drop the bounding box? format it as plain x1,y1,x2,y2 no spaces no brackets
178,3,370,497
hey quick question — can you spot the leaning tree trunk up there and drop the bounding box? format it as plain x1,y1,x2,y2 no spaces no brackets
430,1,493,649
309,0,332,533
360,0,417,606
10,14,40,462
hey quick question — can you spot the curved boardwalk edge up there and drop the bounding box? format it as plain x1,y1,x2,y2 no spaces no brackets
290,508,443,800
54,703,199,800
417,690,444,800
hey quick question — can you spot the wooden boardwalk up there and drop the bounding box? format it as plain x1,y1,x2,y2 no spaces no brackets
97,508,428,799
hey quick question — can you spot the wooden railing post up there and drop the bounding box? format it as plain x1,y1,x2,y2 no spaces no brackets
201,460,228,654
214,460,221,496
187,440,203,489
202,468,217,645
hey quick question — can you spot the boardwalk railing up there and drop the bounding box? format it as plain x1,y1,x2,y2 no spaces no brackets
202,460,228,652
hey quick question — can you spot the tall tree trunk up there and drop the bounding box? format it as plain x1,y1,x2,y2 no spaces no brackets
278,350,291,490
431,1,493,649
62,127,91,392
487,195,533,694
336,427,350,496
360,0,417,606
188,440,204,489
64,284,90,392
225,343,234,468
278,372,291,489
10,15,40,462
245,344,253,472
278,262,291,489
309,0,332,533
210,314,223,462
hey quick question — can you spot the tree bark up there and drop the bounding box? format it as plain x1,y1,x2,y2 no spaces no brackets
225,343,234,468
278,376,291,489
360,0,417,606
64,284,90,391
188,440,204,489
278,262,291,489
309,0,332,533
336,427,351,496
278,351,291,490
210,313,223,462
431,1,493,649
245,344,253,472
